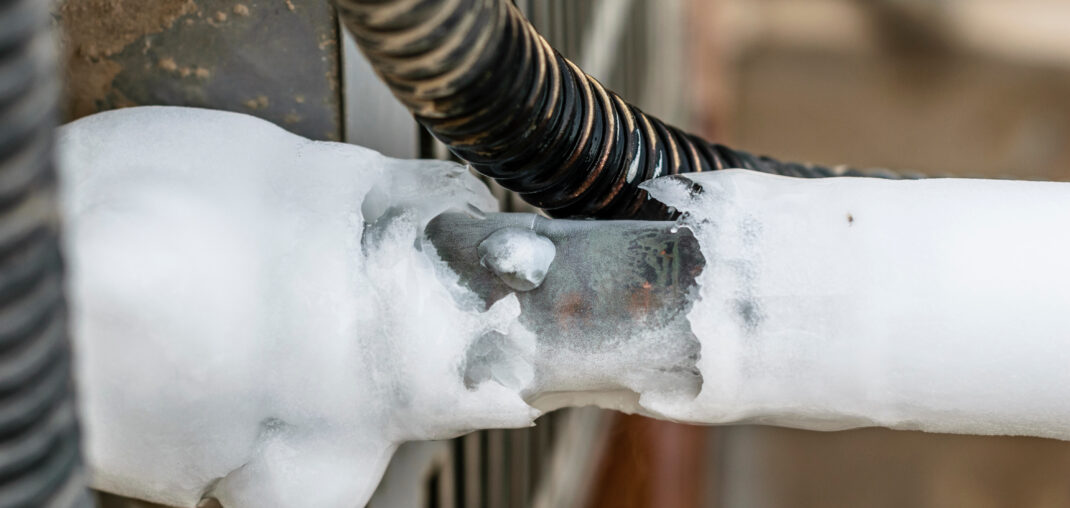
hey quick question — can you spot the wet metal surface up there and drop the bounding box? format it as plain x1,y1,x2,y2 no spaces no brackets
55,0,342,141
426,212,706,394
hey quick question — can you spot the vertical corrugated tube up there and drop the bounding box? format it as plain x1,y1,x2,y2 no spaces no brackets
0,0,89,506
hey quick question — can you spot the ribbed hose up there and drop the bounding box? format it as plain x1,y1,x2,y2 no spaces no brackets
335,0,904,219
0,0,89,506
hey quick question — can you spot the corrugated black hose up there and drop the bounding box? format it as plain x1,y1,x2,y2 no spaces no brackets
0,0,90,506
334,0,906,219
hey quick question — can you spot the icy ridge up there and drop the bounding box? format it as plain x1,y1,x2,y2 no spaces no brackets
642,170,1070,440
59,107,537,508
59,107,1070,508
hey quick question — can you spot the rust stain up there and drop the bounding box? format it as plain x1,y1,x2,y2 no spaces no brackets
627,284,656,320
56,0,198,119
554,292,592,331
157,56,210,80
244,95,269,110
58,0,343,140
67,58,133,117
59,0,197,57
157,56,178,72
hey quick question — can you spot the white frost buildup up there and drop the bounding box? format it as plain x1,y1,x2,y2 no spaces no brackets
641,171,1070,440
58,107,536,508
477,227,556,291
59,107,1070,508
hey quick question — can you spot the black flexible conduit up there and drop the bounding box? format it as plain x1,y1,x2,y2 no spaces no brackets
335,0,904,219
0,0,89,506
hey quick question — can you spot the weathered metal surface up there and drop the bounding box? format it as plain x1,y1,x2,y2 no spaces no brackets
54,0,342,141
425,212,705,397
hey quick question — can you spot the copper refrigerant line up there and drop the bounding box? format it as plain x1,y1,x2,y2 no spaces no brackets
335,0,908,219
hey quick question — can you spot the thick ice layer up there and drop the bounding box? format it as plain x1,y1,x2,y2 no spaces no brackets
58,107,537,507
641,171,1070,440
477,227,555,291
59,107,1070,507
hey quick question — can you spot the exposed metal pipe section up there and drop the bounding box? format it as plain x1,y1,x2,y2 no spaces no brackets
335,0,904,218
0,0,88,505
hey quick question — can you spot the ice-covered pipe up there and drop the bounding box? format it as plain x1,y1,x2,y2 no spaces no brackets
637,171,1070,439
427,172,1070,438
58,107,1070,508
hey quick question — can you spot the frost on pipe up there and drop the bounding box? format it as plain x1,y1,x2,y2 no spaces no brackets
60,107,704,508
58,107,537,507
641,171,1070,440
425,212,705,412
58,107,1070,508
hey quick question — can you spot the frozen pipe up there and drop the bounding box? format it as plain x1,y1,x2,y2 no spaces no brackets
638,171,1070,439
428,170,1070,440
58,107,1070,508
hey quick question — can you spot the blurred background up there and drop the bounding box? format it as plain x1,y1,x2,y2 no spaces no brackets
55,0,1070,506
